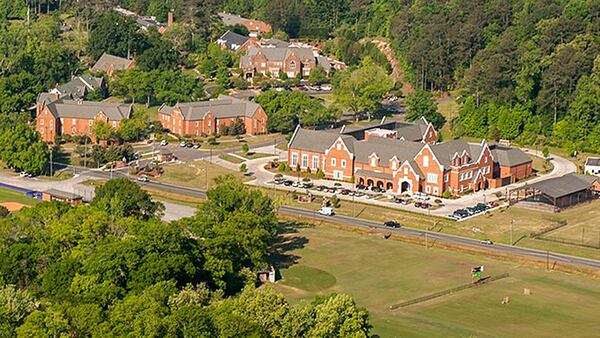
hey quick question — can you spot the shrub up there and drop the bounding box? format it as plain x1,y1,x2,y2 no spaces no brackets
330,194,341,208
274,173,283,179
242,143,249,154
442,191,451,199
306,167,311,175
239,163,248,173
278,163,286,172
334,182,342,187
302,177,311,182
316,168,325,179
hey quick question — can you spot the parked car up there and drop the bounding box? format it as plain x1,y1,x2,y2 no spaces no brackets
185,142,194,148
160,140,168,146
355,184,366,190
19,172,32,178
413,192,430,201
302,182,313,189
340,189,350,195
384,220,401,228
192,143,200,149
137,175,149,183
179,141,187,147
316,185,326,191
327,188,337,193
318,207,334,216
291,181,300,188
283,180,293,186
480,239,493,245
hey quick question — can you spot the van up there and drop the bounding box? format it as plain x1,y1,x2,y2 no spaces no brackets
318,207,334,216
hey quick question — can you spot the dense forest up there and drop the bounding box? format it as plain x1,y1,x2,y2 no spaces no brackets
0,177,371,336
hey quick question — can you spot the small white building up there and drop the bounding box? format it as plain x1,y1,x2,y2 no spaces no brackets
584,157,600,176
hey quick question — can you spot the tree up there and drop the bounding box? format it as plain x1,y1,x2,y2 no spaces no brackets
91,178,164,219
542,147,550,159
118,118,147,142
334,59,393,120
308,65,327,85
239,163,248,173
241,143,249,154
405,90,446,129
91,120,115,142
0,118,49,175
88,13,148,60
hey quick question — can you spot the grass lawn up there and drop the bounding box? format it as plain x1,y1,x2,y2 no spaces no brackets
157,160,250,190
263,187,600,260
529,154,554,175
272,224,600,337
218,153,245,164
0,187,38,206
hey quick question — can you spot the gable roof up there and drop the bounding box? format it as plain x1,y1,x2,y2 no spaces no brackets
91,53,135,74
490,145,532,167
429,139,480,167
218,12,248,26
46,99,132,121
353,137,423,167
288,127,343,153
53,75,104,100
217,30,250,51
158,95,261,121
243,47,316,66
530,173,598,199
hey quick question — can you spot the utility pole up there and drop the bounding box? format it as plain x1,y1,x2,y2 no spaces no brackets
49,149,53,177
425,232,428,249
84,137,87,167
581,227,585,247
510,219,514,246
546,251,550,271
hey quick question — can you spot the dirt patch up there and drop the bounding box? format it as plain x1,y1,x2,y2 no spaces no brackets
1,202,28,212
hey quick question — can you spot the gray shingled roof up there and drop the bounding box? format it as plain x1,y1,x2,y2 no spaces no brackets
585,157,600,166
491,145,532,167
429,139,481,167
244,47,315,65
217,30,249,51
355,169,393,180
44,189,82,200
54,75,104,100
91,53,134,73
159,95,260,121
46,99,132,121
353,137,423,168
218,12,247,26
530,173,598,199
288,128,342,153
259,38,290,48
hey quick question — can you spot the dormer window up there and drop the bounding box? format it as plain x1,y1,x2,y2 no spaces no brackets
290,60,296,69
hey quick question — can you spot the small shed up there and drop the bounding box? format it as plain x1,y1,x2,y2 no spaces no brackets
257,266,276,283
42,189,83,206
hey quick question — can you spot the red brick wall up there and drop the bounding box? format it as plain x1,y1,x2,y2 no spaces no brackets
36,106,58,142
414,147,444,196
393,162,421,194
323,139,354,180
422,124,437,144
501,162,532,183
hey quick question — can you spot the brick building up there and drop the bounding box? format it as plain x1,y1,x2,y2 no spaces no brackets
217,30,259,52
35,93,132,143
157,95,268,137
287,120,532,197
241,46,327,80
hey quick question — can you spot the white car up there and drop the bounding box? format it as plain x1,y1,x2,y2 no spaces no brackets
179,141,187,147
318,207,334,216
137,175,149,183
19,172,31,178
160,140,168,146
413,192,430,201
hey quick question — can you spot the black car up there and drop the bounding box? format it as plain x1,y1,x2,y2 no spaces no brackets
384,220,401,228
355,184,366,190
454,209,469,217
185,142,194,148
283,180,293,186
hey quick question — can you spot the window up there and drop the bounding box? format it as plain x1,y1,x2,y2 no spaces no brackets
88,120,93,126
469,171,473,178
40,127,44,133
427,173,438,183
341,159,346,168
291,153,298,166
50,120,54,127
40,119,44,126
423,155,429,167
331,158,336,166
72,118,76,125
433,187,439,195
371,158,377,167
484,156,488,164
334,171,342,180
391,161,397,170
302,155,308,168
312,156,319,169
261,62,266,67
112,121,117,127
337,143,341,150
444,173,449,182
404,167,408,175
290,60,296,69
426,186,431,193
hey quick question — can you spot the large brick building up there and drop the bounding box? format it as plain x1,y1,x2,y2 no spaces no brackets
36,93,132,143
241,47,323,80
287,119,532,197
157,95,268,137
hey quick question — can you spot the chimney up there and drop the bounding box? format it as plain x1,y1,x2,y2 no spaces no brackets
167,10,174,28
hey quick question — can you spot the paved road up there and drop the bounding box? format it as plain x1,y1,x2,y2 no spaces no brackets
279,205,600,270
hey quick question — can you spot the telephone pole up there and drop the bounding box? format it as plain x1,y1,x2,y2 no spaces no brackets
510,219,514,246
